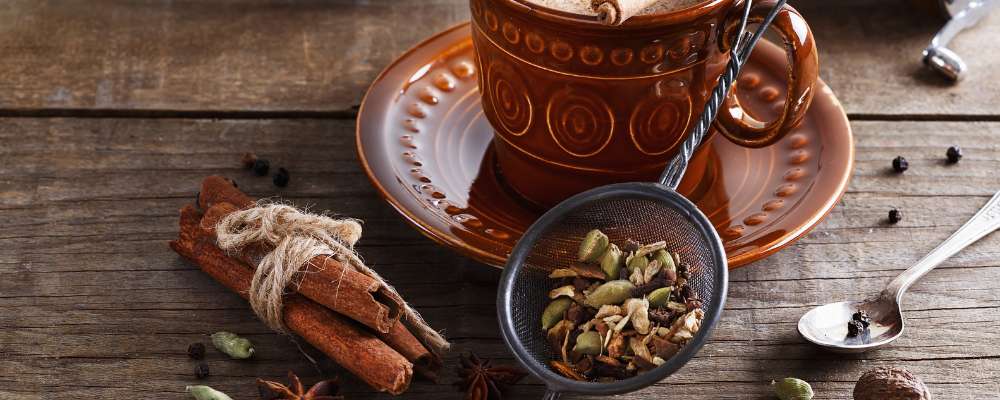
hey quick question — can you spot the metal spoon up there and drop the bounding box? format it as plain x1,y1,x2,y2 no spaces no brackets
798,190,1000,353
922,0,998,82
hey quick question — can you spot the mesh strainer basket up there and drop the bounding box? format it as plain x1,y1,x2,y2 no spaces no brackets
496,1,788,397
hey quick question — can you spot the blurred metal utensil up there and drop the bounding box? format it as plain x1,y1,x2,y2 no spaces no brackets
922,0,998,82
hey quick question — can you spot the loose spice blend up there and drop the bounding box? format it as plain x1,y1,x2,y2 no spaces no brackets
542,229,705,382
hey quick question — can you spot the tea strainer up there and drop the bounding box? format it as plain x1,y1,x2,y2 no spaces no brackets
497,0,788,397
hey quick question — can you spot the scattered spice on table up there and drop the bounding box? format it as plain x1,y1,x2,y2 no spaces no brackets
541,229,704,382
186,385,233,400
188,342,206,360
892,156,909,173
854,366,930,400
194,362,210,379
273,167,290,187
454,352,527,400
946,145,963,164
773,377,814,400
211,331,255,359
257,371,344,400
242,152,259,169
888,208,902,224
253,158,271,176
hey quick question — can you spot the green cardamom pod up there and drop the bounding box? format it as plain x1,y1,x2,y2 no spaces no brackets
773,377,814,400
572,330,603,356
577,229,609,263
599,243,623,280
583,280,635,308
653,249,676,275
541,297,573,331
627,253,648,275
186,385,234,400
647,287,672,308
211,331,254,359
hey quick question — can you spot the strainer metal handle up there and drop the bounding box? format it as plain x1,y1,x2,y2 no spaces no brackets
660,0,789,189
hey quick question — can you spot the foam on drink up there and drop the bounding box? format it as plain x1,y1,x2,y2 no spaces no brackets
523,0,707,18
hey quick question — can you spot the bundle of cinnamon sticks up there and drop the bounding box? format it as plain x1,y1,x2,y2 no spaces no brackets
170,176,441,395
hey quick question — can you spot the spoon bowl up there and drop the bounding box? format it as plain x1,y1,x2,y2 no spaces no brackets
797,296,903,353
797,191,1000,353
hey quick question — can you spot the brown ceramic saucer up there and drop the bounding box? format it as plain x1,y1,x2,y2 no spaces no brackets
357,23,854,269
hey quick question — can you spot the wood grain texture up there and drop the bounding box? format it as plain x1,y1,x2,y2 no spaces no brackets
0,0,997,116
2,117,999,399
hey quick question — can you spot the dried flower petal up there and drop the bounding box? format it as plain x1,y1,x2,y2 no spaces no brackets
594,305,623,319
625,298,651,335
548,285,575,299
549,269,578,279
629,337,653,363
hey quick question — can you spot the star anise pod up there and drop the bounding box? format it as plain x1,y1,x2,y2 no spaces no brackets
455,352,527,400
257,371,343,400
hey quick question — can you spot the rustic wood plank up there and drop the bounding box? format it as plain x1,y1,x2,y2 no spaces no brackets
2,117,1000,399
0,0,997,116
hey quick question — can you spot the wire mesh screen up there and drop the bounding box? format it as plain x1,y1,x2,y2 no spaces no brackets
508,195,724,380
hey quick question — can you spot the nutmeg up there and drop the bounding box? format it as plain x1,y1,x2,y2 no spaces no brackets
854,366,931,400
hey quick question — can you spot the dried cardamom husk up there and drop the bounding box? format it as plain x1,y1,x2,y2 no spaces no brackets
186,385,234,400
583,280,635,308
549,285,575,299
633,241,666,260
573,331,603,356
628,264,645,286
594,304,622,319
578,229,610,262
547,319,575,350
653,249,675,274
643,259,662,284
211,332,254,359
626,253,648,276
625,298,651,335
549,268,578,278
542,297,573,330
598,243,623,280
628,336,653,363
647,287,672,308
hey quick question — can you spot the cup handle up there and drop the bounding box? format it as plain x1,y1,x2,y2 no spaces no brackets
715,0,819,148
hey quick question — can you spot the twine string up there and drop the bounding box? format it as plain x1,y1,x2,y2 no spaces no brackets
214,202,449,356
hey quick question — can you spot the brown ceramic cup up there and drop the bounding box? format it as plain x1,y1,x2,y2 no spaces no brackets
470,0,819,207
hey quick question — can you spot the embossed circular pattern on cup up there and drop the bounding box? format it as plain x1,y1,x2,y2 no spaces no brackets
357,24,854,268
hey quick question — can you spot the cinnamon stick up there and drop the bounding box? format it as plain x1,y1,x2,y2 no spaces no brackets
200,202,404,334
591,0,660,25
195,176,440,374
171,205,413,395
201,202,440,375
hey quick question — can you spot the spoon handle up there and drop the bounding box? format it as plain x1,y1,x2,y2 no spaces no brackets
885,190,1000,302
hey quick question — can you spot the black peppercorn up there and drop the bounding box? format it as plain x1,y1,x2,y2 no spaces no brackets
946,146,963,164
846,320,864,337
892,156,908,173
852,310,872,328
188,342,206,360
252,159,271,176
241,152,258,169
194,362,210,379
273,167,290,187
888,208,902,224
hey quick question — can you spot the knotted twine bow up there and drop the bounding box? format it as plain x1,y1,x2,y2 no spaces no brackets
214,202,449,357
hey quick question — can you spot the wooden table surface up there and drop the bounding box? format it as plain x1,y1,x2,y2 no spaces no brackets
2,1,999,399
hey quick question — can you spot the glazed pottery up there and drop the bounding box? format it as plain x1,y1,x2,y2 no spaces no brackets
471,0,819,206
356,24,853,268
